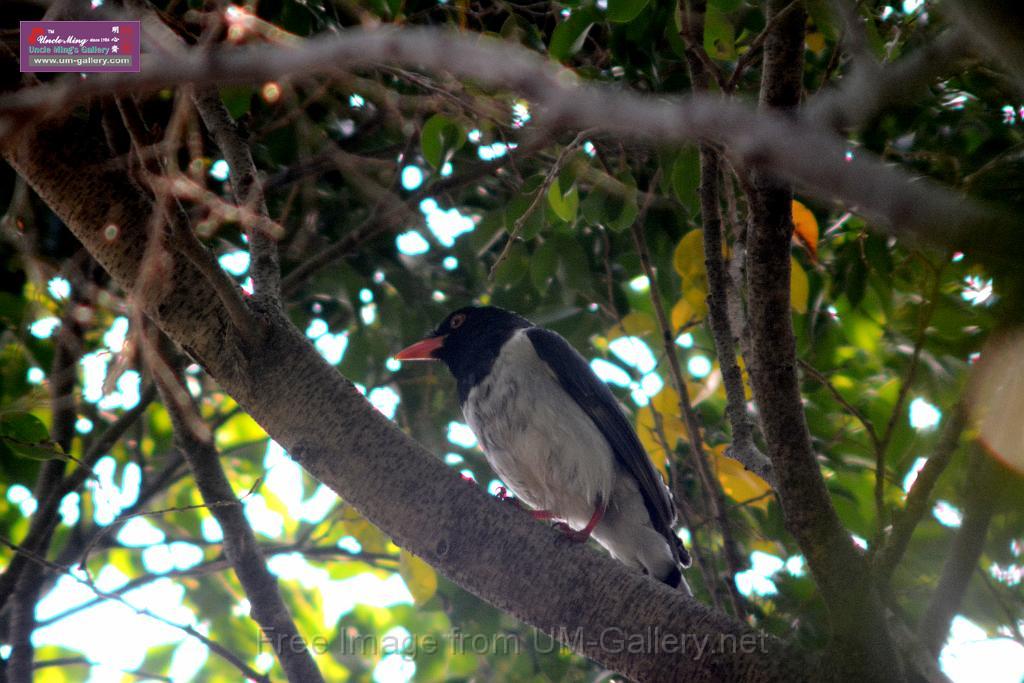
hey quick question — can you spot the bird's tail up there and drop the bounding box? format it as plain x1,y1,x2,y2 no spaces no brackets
661,534,692,593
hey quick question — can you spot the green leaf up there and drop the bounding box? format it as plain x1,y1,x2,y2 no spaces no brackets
580,171,638,232
219,86,253,120
420,115,466,169
505,189,547,242
607,172,639,231
494,242,530,287
0,344,31,403
708,0,743,10
550,8,597,61
804,0,838,40
0,412,50,444
531,241,559,290
2,437,64,461
140,642,178,678
551,234,591,292
671,148,700,213
606,0,650,24
703,6,736,60
546,177,579,223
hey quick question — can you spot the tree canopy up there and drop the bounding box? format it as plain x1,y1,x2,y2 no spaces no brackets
0,0,1023,681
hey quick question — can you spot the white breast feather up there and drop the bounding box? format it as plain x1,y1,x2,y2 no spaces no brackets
463,330,614,525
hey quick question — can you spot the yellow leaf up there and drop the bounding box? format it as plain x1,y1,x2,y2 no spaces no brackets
672,230,706,280
682,277,709,320
609,311,657,340
399,550,438,604
711,445,772,509
790,256,809,314
670,298,695,332
636,422,671,482
215,412,267,449
651,384,681,417
636,390,688,480
791,200,819,260
805,32,826,56
341,509,390,554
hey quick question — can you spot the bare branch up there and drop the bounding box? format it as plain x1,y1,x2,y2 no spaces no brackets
725,0,803,91
874,403,968,581
7,288,85,682
0,27,1016,265
193,88,282,307
113,93,261,343
919,449,1004,654
630,194,747,620
3,112,814,683
0,535,270,683
808,27,974,132
680,0,775,489
151,334,324,683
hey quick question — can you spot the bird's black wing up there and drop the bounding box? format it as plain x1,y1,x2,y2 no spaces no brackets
526,327,686,562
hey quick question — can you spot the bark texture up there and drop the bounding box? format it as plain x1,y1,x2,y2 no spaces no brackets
3,113,817,682
744,2,903,681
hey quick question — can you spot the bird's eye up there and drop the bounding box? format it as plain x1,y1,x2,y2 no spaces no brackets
449,313,466,329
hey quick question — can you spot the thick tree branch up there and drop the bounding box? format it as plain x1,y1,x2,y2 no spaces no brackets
0,27,1017,266
745,2,903,681
919,450,1004,654
681,0,774,488
3,113,814,683
7,291,84,683
152,338,325,683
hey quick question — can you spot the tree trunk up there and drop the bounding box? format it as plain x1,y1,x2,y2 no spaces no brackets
3,113,818,682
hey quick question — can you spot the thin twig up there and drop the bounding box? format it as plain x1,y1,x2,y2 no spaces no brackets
77,479,262,574
194,82,281,308
697,148,775,487
873,403,967,581
725,0,803,91
153,335,325,683
630,179,746,619
874,266,941,541
488,132,586,280
0,535,270,683
798,358,880,450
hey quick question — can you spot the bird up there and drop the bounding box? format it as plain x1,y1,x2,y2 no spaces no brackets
396,305,691,592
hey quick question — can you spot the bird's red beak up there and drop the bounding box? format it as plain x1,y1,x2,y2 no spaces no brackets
395,335,446,361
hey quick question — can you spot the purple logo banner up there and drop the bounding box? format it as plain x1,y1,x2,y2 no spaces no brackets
20,20,140,73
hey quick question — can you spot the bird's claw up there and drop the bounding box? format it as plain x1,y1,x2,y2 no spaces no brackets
553,522,592,544
494,486,522,509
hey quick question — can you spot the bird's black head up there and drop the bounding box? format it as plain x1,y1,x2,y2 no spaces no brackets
396,306,532,397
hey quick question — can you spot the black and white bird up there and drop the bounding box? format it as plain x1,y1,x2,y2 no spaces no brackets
396,305,691,592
